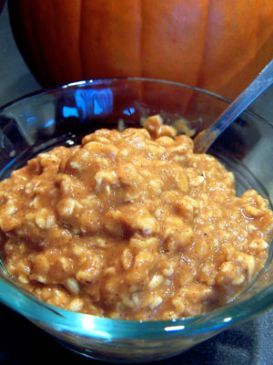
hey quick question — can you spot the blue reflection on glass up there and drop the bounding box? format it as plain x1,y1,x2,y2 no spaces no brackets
44,119,55,128
123,107,135,116
74,88,113,118
62,106,79,118
26,116,37,126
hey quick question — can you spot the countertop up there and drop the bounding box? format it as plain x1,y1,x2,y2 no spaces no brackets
0,4,273,365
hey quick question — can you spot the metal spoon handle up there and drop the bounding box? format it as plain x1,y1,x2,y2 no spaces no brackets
194,58,273,153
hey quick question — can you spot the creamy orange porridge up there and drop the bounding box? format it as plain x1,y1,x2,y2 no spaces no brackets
0,115,272,320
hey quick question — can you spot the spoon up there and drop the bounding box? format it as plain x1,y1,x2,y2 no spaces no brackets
194,58,273,153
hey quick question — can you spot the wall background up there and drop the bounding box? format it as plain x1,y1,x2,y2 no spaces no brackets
0,4,38,106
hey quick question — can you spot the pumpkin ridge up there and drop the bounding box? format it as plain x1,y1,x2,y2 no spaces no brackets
29,1,47,82
195,0,210,89
140,0,143,77
79,0,84,79
182,0,211,116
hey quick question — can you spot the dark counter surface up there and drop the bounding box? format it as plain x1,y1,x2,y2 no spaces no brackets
0,4,273,365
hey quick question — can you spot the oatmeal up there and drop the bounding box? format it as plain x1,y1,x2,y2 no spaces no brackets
0,115,272,320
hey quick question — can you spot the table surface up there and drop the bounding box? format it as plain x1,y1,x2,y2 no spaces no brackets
1,4,273,365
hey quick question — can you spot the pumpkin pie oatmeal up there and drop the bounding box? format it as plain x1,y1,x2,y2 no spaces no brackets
0,115,272,320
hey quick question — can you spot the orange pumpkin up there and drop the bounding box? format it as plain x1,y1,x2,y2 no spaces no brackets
8,0,273,98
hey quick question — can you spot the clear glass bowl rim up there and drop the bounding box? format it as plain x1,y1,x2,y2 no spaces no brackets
0,77,273,341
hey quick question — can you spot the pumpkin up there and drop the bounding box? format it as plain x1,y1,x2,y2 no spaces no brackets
8,0,273,98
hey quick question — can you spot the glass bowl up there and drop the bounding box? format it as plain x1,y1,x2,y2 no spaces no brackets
0,78,273,363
